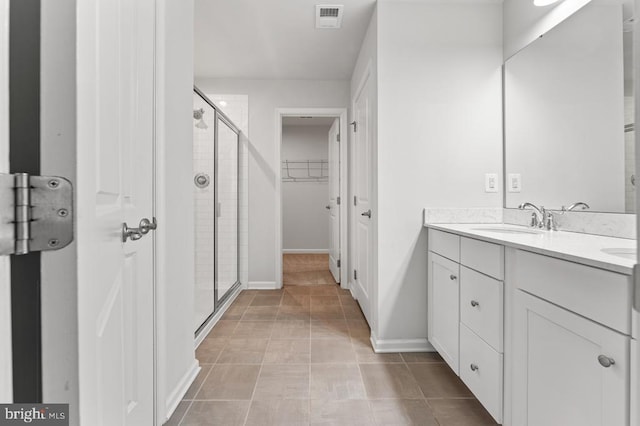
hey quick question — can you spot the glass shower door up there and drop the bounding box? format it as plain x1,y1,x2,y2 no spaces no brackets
215,116,239,304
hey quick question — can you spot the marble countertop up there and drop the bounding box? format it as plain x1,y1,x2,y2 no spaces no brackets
425,223,637,275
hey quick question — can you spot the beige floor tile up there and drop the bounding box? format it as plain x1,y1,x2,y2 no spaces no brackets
351,334,404,364
253,364,310,400
339,294,358,306
221,304,248,320
359,364,423,399
308,285,338,296
310,364,367,400
277,305,311,321
164,400,190,426
310,304,345,320
310,319,349,339
245,399,310,426
242,306,279,321
282,293,311,308
180,401,250,426
251,295,283,306
408,363,473,398
342,305,366,320
311,338,356,363
270,320,311,339
217,338,269,364
427,398,498,425
196,364,260,400
207,320,238,338
309,399,375,425
233,292,256,306
346,318,370,337
195,337,228,364
183,365,213,400
264,339,311,364
285,285,313,295
401,352,444,363
370,399,439,426
310,295,340,307
233,320,275,338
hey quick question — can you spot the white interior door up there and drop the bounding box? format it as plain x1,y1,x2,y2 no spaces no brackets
77,0,156,424
328,118,341,283
0,0,12,403
353,76,373,324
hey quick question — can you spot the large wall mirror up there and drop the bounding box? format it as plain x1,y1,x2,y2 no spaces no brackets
504,0,635,213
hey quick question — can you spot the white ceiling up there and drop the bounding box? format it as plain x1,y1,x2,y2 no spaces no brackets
194,0,376,80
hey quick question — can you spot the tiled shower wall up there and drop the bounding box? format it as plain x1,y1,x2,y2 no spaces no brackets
193,93,216,330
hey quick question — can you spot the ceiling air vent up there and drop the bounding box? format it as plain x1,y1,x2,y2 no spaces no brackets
316,5,344,29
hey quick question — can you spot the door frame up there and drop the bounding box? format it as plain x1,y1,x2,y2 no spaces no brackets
275,107,348,289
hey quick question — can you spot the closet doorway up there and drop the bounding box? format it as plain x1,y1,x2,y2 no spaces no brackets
275,108,348,289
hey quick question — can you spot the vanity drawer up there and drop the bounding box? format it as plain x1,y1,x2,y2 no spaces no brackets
460,266,503,352
428,229,460,262
460,237,504,280
511,249,632,334
460,323,503,424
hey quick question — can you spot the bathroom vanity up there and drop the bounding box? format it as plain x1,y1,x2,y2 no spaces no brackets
426,224,636,426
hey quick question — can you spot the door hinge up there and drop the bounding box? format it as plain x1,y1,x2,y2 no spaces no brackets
353,196,357,206
634,264,640,311
354,269,358,280
337,133,341,142
337,259,341,268
350,121,357,133
337,196,341,205
0,173,74,255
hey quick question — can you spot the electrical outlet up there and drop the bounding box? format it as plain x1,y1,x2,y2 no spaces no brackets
485,173,498,193
508,173,521,193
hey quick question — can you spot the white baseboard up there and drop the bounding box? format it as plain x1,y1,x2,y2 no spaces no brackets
282,249,329,254
195,285,242,348
247,281,279,290
370,332,436,353
164,359,200,422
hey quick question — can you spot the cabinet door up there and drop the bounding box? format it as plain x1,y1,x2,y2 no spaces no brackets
428,252,460,374
513,290,629,426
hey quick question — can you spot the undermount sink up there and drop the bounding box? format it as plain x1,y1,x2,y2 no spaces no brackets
600,247,637,260
471,226,543,235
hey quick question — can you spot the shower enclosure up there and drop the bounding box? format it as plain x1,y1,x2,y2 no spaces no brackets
193,87,241,333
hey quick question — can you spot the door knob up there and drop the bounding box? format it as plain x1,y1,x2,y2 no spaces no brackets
361,209,372,218
325,205,331,210
139,217,157,234
470,363,479,372
122,217,157,242
470,300,480,307
597,355,615,368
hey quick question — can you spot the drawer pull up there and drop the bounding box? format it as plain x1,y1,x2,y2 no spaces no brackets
470,363,479,372
597,355,615,368
470,300,480,307
450,274,457,280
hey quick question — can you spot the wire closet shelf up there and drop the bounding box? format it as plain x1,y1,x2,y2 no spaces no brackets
282,159,329,182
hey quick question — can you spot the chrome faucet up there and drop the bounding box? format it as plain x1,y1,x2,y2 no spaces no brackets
519,202,556,230
562,201,590,212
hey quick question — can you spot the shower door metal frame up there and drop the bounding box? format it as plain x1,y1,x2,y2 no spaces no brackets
193,86,241,326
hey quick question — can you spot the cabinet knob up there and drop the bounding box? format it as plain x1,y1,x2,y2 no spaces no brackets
597,355,615,368
470,300,480,307
449,274,457,280
470,363,479,372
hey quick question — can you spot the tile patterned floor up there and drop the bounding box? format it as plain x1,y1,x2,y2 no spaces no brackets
166,256,497,425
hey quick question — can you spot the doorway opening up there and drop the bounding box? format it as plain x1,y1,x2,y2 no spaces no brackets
275,108,348,291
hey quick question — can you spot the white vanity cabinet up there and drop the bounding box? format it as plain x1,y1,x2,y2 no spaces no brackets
510,249,632,426
428,229,505,423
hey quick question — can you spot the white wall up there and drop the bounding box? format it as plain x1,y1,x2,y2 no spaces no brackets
0,0,11,404
282,125,331,252
503,0,591,59
194,78,350,285
505,2,625,212
155,0,198,420
375,0,503,343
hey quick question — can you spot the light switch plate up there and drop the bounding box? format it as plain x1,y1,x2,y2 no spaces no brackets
508,173,521,192
485,173,498,193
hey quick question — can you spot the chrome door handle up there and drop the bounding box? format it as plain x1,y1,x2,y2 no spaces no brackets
598,355,615,368
122,223,144,242
449,275,457,280
470,300,480,307
325,205,331,210
139,217,157,234
361,209,371,218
